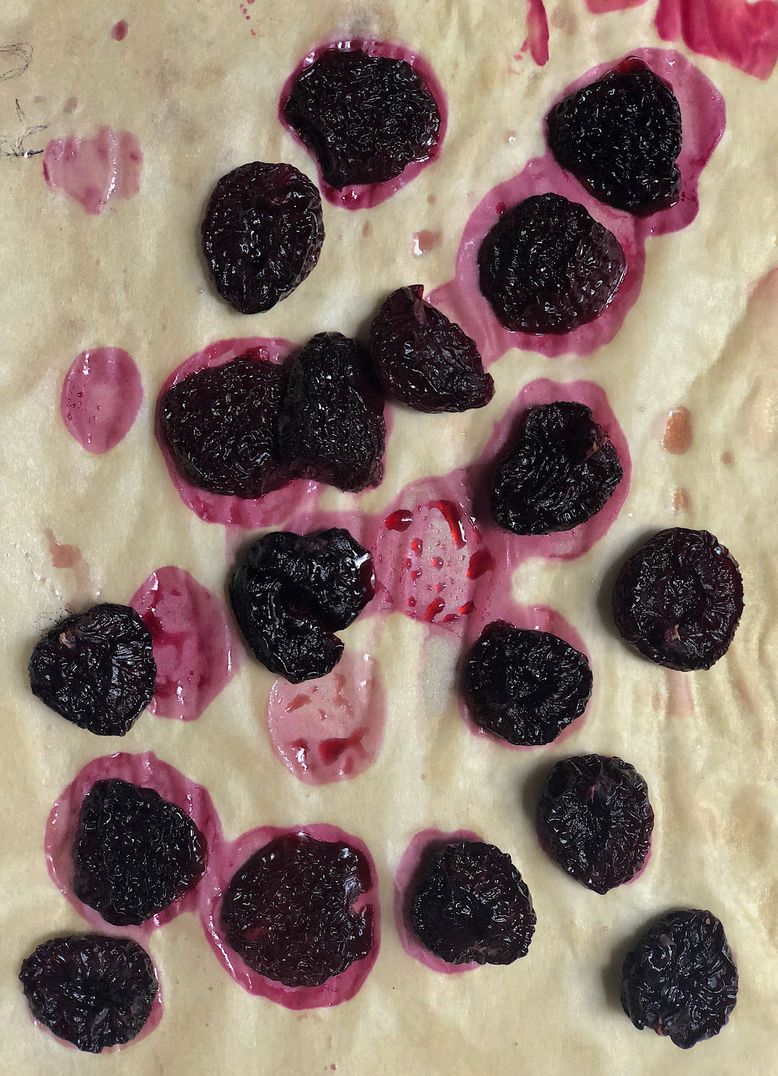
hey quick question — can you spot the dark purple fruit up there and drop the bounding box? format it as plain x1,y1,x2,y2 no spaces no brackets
463,621,592,746
19,934,157,1053
537,755,653,894
612,528,744,671
548,58,683,216
409,840,536,965
221,831,374,987
201,161,324,314
477,193,626,334
491,401,623,535
73,779,207,926
159,354,289,498
28,604,155,737
229,528,375,683
621,910,738,1048
278,333,386,492
369,285,494,413
283,47,441,188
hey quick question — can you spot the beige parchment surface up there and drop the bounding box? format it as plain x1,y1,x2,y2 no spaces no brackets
0,1,777,1073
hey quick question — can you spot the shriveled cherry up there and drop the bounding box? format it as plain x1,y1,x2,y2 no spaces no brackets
478,193,626,334
369,285,494,412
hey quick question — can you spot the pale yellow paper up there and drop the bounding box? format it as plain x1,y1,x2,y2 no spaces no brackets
0,1,776,1073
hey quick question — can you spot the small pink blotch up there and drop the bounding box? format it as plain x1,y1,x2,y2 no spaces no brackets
411,229,441,256
111,20,128,41
43,126,143,215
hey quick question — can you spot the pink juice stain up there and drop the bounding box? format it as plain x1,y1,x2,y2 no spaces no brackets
111,20,129,41
524,0,550,66
430,49,725,365
284,377,630,748
60,347,143,453
586,0,647,12
199,823,380,1009
655,0,778,80
45,752,223,936
411,229,441,256
129,566,240,721
266,652,385,785
394,829,482,974
43,127,142,215
155,337,321,529
278,39,448,210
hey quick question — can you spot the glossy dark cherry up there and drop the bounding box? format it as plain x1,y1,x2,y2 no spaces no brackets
19,934,157,1053
229,528,375,683
278,333,386,492
28,604,155,736
283,47,441,188
159,353,289,498
463,621,592,746
477,193,626,334
73,779,207,926
369,285,494,412
221,831,374,987
621,910,738,1048
491,401,623,535
612,528,744,670
201,161,324,314
409,840,536,965
537,755,654,893
548,58,683,215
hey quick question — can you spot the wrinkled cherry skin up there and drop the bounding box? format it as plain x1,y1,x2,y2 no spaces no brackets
409,840,536,965
477,193,626,335
612,528,744,671
548,58,683,216
369,286,494,413
463,620,592,746
159,353,289,498
28,603,156,737
621,909,739,1049
19,934,158,1054
491,401,624,535
537,754,654,893
220,831,374,988
73,779,207,926
282,46,441,189
278,332,386,492
201,161,324,314
229,528,375,683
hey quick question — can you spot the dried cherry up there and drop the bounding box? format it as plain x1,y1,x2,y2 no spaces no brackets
548,58,683,215
612,528,744,670
409,840,536,965
221,831,374,987
463,621,592,746
229,528,375,683
73,779,207,926
278,333,386,492
201,161,324,314
477,193,625,334
491,401,623,535
28,604,155,737
536,755,653,893
369,285,494,412
621,909,738,1048
19,934,157,1053
159,353,289,498
283,47,441,188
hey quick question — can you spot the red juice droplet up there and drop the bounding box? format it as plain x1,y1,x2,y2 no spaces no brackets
385,509,413,531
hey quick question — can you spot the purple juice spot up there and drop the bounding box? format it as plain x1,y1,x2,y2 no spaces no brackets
155,337,321,529
43,127,142,215
129,566,240,721
524,0,550,66
266,652,385,785
45,752,223,936
394,829,483,974
586,0,647,11
111,20,129,41
430,49,725,364
60,347,143,454
278,39,448,210
199,823,380,1009
655,0,778,80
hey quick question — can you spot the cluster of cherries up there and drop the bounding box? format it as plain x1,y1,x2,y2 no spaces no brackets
21,44,742,1055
